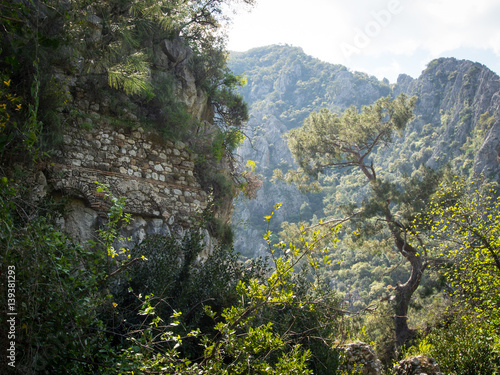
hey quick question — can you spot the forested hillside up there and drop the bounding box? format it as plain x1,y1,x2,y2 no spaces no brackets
230,45,500,369
230,45,500,257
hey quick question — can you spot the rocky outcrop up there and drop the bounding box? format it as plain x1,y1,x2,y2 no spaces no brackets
161,37,193,65
341,342,382,375
393,355,444,375
394,58,500,180
42,36,222,251
156,36,212,122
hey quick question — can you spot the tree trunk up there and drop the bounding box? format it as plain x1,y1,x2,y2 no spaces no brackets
394,250,424,346
386,211,426,347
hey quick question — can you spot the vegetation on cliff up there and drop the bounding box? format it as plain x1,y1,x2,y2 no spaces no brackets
230,45,500,370
0,1,344,374
1,1,500,372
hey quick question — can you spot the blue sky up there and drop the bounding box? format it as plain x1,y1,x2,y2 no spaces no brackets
225,0,500,82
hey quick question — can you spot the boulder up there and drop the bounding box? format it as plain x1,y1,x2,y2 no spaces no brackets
341,342,382,375
161,37,192,64
393,355,444,375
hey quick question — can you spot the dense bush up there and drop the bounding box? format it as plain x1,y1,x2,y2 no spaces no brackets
412,316,500,375
0,174,347,373
0,178,114,373
108,206,346,373
114,230,260,357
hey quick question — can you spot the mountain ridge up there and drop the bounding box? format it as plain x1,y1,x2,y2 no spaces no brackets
229,45,500,258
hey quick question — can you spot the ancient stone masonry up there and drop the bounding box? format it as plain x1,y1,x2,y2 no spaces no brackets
35,34,224,250
46,124,208,243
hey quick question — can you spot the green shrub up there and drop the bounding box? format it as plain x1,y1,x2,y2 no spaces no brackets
426,316,500,375
0,179,114,373
207,216,234,245
146,72,198,140
116,229,263,358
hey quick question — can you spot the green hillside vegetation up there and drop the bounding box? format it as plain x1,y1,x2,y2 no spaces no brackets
1,1,500,372
230,46,391,133
230,45,500,370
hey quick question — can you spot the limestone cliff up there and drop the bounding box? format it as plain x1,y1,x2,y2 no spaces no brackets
229,46,392,257
393,58,500,180
229,46,500,258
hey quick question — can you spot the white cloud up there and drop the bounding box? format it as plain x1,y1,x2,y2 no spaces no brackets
490,33,500,55
226,0,500,81
226,0,350,51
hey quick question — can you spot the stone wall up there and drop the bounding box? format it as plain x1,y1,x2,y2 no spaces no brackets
45,124,209,246
36,35,228,253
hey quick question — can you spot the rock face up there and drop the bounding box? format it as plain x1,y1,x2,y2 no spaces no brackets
393,355,444,375
157,36,212,122
229,46,500,259
41,36,223,251
341,342,382,375
393,57,500,180
233,111,307,257
161,37,193,64
228,46,393,257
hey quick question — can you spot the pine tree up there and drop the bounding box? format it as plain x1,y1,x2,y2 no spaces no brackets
281,94,444,347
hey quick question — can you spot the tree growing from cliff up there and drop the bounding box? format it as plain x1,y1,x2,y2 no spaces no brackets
61,0,255,96
279,94,444,347
1,0,252,122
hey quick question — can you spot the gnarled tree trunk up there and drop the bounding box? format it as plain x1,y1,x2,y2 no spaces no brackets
387,212,427,347
394,250,425,346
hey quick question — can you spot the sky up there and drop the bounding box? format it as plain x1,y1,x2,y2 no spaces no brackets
225,0,500,83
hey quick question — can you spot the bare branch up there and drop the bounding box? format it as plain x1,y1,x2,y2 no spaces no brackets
306,211,362,230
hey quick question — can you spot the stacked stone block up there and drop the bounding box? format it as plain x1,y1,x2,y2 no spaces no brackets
49,124,207,226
